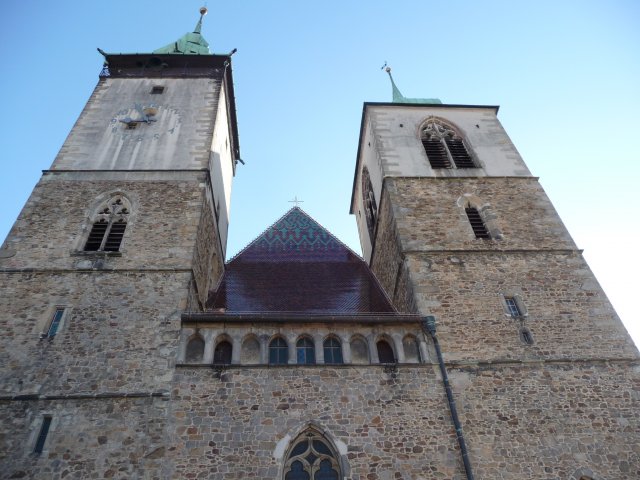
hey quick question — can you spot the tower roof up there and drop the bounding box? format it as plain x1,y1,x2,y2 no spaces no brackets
385,67,442,104
153,7,211,55
208,208,396,314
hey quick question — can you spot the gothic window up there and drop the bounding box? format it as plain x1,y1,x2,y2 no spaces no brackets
297,337,316,365
185,335,205,363
402,335,421,363
465,206,491,239
214,340,233,365
84,196,130,252
323,337,343,364
33,416,52,455
284,430,341,480
269,337,289,365
421,118,475,169
376,339,395,364
350,337,369,364
361,167,377,240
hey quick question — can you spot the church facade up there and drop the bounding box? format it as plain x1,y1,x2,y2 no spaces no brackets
0,10,638,480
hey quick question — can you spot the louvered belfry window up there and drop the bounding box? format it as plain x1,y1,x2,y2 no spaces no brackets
84,197,130,252
465,206,491,239
421,118,475,169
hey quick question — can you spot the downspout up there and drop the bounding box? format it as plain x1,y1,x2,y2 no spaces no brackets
422,316,475,480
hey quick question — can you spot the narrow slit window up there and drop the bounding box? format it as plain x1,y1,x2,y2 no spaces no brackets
46,308,65,338
84,197,130,252
465,207,491,239
33,416,52,454
151,85,165,94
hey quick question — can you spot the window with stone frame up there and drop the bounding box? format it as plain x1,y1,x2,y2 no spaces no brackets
296,337,316,365
283,430,342,480
402,335,421,363
185,335,205,363
350,337,369,364
269,337,289,365
213,340,232,365
33,416,52,455
323,337,343,364
376,339,395,364
42,307,65,339
421,117,476,169
84,196,131,252
361,167,377,241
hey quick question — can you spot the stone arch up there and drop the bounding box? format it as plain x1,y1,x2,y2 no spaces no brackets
295,334,316,365
322,335,343,365
269,335,289,365
240,334,261,365
349,335,369,365
185,333,205,363
81,192,134,252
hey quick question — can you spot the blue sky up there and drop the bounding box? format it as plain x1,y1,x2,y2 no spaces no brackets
1,1,639,345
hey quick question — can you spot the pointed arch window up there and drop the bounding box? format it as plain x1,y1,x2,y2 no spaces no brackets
376,339,395,364
84,196,130,252
421,118,475,169
284,430,342,480
185,335,205,363
361,167,377,240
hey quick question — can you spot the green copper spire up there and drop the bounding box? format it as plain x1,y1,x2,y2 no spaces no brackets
385,67,442,105
153,7,211,55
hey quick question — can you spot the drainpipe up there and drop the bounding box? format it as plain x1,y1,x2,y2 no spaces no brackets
422,316,475,480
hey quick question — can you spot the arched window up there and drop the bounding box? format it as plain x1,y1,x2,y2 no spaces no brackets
213,340,232,365
421,118,475,169
361,167,377,240
296,337,315,365
241,336,261,364
323,338,343,364
376,339,395,364
403,335,421,363
350,337,369,364
520,328,534,345
185,335,205,363
84,196,130,252
284,430,342,480
465,206,490,239
269,337,289,365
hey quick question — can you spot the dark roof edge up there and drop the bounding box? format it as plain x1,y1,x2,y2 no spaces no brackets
182,312,422,324
349,102,500,213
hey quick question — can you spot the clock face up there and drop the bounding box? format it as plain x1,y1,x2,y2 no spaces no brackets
110,103,180,140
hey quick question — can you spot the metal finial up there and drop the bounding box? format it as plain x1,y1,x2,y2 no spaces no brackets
385,66,391,73
200,6,208,15
288,196,304,207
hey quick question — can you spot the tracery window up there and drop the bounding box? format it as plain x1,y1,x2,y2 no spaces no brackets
284,430,341,480
421,118,475,169
323,337,343,364
84,196,130,252
269,337,289,365
296,337,316,365
361,167,377,240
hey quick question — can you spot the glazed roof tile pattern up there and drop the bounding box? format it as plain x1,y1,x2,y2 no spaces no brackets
208,208,396,314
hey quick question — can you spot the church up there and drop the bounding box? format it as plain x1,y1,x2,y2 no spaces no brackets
0,8,638,480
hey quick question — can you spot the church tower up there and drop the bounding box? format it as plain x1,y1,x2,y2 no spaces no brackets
0,9,240,477
350,69,640,479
